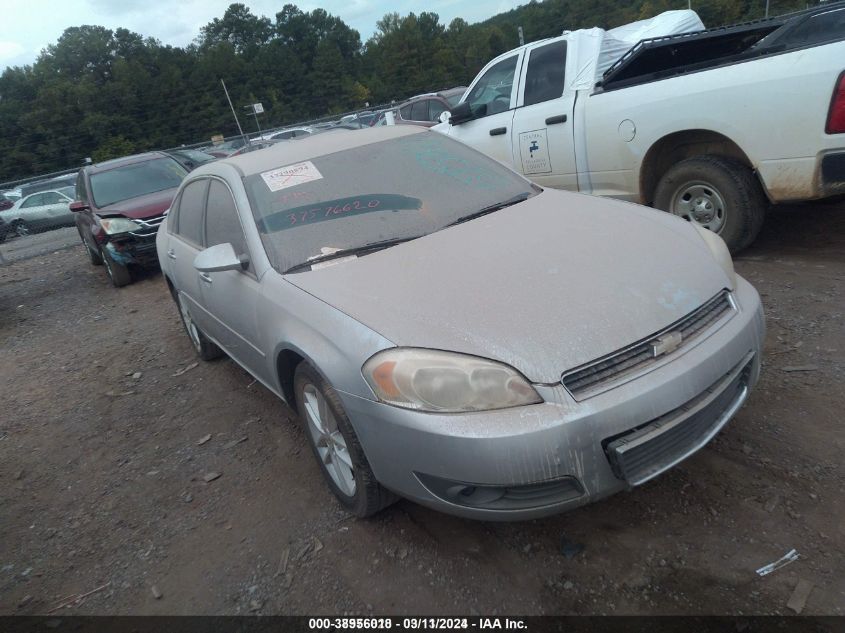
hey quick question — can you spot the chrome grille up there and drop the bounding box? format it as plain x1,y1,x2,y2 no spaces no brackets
562,290,734,399
129,213,166,237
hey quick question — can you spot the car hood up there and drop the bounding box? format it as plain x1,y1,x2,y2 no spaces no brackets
97,188,177,220
286,189,731,383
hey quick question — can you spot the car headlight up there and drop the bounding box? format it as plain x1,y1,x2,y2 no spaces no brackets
362,348,543,413
693,225,736,290
100,217,140,234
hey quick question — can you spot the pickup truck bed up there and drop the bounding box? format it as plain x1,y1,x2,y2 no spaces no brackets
601,5,845,91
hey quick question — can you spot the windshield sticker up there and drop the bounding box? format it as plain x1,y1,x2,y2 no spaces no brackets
258,194,421,232
261,161,323,192
519,129,552,175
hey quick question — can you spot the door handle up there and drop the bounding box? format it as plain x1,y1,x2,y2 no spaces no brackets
199,272,213,284
489,127,507,136
545,114,568,125
167,249,176,260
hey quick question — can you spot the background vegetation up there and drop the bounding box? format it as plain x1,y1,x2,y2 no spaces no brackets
0,0,813,182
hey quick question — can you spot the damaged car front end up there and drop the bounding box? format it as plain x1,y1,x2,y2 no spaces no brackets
72,153,186,286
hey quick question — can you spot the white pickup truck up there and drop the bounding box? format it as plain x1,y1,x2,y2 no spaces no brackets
434,5,845,251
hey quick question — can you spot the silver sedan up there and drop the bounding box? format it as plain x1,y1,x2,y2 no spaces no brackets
1,187,75,238
156,126,764,520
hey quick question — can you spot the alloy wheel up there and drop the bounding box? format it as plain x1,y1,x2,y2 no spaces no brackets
302,384,356,496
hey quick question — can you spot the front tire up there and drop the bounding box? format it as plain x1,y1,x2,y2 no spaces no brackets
293,362,396,518
102,248,132,287
80,229,103,265
653,156,767,253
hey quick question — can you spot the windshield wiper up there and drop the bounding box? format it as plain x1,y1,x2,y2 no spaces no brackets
444,192,532,228
284,236,422,274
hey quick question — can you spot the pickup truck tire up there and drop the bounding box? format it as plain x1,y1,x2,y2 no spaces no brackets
653,156,766,253
294,362,398,518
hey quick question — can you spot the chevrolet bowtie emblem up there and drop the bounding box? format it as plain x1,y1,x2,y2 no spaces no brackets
650,331,683,358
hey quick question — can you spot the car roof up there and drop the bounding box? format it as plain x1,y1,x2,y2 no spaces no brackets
18,188,69,201
208,126,424,178
84,151,170,175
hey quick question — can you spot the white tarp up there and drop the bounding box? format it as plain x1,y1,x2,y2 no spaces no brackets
566,10,705,91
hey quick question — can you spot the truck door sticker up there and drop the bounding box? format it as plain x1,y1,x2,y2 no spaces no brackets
519,129,552,175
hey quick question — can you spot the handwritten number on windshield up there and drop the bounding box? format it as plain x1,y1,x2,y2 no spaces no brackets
288,199,380,225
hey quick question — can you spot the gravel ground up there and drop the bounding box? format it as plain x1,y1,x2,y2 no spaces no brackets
0,202,843,615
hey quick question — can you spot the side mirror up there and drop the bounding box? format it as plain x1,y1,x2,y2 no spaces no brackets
69,200,89,212
193,242,249,273
438,110,451,124
449,102,485,125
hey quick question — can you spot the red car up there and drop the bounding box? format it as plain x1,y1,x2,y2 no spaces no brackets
71,152,187,287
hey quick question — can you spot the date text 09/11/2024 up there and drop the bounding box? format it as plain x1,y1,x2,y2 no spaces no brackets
307,618,528,630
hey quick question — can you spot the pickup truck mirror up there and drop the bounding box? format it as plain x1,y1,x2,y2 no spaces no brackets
69,200,89,212
194,242,249,273
449,101,484,125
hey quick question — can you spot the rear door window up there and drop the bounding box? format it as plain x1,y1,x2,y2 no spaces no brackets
42,192,65,204
523,41,567,107
174,179,208,247
399,104,413,120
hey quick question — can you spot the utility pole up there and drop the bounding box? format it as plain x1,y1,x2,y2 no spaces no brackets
765,0,770,17
221,79,246,141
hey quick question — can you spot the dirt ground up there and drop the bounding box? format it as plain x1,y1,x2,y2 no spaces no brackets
1,201,843,616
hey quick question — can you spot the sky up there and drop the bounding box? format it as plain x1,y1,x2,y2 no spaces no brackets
0,0,523,71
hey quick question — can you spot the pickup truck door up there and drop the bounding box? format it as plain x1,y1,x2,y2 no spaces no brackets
510,39,578,190
441,51,524,166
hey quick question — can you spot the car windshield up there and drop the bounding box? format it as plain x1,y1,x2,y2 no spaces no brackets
243,132,538,273
90,157,186,207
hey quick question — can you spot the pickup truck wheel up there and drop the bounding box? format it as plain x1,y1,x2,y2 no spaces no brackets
653,156,766,253
294,362,397,518
101,249,133,287
175,292,223,361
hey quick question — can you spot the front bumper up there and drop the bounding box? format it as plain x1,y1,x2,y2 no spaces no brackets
339,275,765,521
104,233,160,267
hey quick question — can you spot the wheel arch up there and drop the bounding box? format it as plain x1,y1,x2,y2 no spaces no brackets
276,347,306,411
639,130,759,206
